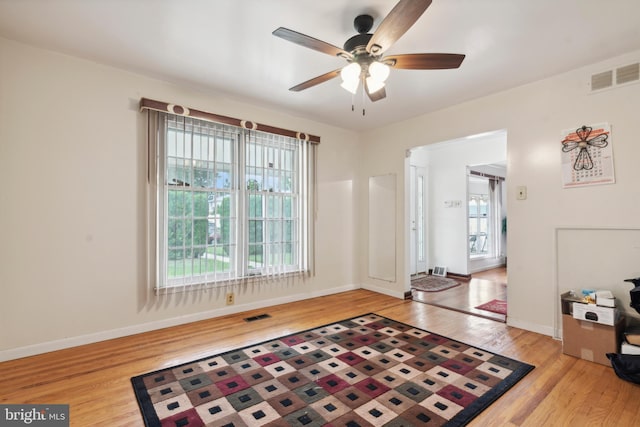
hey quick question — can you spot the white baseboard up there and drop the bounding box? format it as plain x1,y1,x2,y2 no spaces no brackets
1,283,554,362
0,283,359,362
360,282,406,299
507,316,554,337
469,260,507,274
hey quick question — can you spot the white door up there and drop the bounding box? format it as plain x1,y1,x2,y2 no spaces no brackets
410,166,427,274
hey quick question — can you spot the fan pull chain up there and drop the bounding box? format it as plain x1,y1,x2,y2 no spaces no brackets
362,80,366,116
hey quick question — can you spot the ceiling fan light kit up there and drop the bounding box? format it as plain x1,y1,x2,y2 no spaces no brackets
369,61,391,82
340,62,362,94
272,0,465,111
340,79,359,95
365,74,386,94
340,78,360,95
365,61,390,94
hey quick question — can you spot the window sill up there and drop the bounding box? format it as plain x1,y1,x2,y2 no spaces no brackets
155,270,308,295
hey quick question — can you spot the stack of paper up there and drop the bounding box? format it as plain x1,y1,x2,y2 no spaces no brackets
595,290,616,308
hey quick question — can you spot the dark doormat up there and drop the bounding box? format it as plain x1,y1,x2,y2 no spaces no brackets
412,275,460,292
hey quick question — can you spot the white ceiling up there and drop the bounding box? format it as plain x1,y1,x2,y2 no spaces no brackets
1,0,639,131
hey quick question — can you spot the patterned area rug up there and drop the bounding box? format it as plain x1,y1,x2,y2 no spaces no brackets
131,313,533,426
411,275,460,292
475,300,507,315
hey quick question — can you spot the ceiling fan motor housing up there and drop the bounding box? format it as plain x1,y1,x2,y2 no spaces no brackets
343,33,373,55
344,15,375,55
354,14,374,33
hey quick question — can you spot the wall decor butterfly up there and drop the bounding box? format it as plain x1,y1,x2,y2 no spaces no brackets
561,125,609,171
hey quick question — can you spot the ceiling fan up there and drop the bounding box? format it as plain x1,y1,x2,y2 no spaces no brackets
272,0,465,104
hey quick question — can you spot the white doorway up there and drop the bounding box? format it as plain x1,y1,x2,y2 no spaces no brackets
407,130,506,277
409,166,427,275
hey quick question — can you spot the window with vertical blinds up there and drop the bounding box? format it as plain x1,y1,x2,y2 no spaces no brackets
148,111,316,292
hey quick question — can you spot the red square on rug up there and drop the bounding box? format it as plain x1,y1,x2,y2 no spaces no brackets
475,299,507,315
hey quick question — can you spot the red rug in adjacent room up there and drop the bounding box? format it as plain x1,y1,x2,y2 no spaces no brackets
475,299,507,315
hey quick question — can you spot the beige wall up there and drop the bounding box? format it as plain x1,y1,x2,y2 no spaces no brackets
359,49,640,336
2,34,640,360
0,37,361,359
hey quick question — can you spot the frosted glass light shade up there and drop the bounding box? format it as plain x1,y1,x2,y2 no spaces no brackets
365,76,385,94
341,78,360,94
340,63,361,83
369,61,390,82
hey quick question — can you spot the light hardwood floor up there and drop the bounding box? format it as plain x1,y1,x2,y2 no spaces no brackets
412,267,507,322
473,267,507,284
2,289,638,426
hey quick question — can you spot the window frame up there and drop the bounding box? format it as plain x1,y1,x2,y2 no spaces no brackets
467,171,504,260
152,112,313,292
468,193,490,257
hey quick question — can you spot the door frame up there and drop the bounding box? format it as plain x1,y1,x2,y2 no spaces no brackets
409,165,428,275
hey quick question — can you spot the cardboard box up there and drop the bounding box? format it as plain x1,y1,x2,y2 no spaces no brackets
560,291,583,315
572,302,619,326
562,314,625,366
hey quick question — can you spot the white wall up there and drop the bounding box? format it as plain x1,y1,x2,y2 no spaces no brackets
0,37,361,360
360,49,640,336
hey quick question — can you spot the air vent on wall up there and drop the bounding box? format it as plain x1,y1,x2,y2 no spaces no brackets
617,63,640,85
432,266,447,277
590,62,639,92
591,70,613,91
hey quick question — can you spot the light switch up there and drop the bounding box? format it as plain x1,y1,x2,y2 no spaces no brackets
516,186,527,200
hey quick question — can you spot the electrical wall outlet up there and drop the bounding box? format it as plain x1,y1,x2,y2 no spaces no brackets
226,293,235,305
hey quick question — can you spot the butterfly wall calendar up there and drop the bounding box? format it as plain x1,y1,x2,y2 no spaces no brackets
561,123,615,188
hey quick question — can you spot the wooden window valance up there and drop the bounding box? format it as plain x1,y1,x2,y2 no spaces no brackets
139,97,320,144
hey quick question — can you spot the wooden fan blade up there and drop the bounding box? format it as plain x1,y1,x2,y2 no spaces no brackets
289,69,342,92
385,53,465,69
366,0,432,55
273,27,352,59
365,81,387,102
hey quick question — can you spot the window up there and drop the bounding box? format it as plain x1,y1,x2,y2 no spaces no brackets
416,174,425,263
468,194,489,256
467,171,504,259
150,112,315,291
245,132,301,275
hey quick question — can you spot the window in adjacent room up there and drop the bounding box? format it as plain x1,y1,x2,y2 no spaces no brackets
468,192,489,256
468,170,503,259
